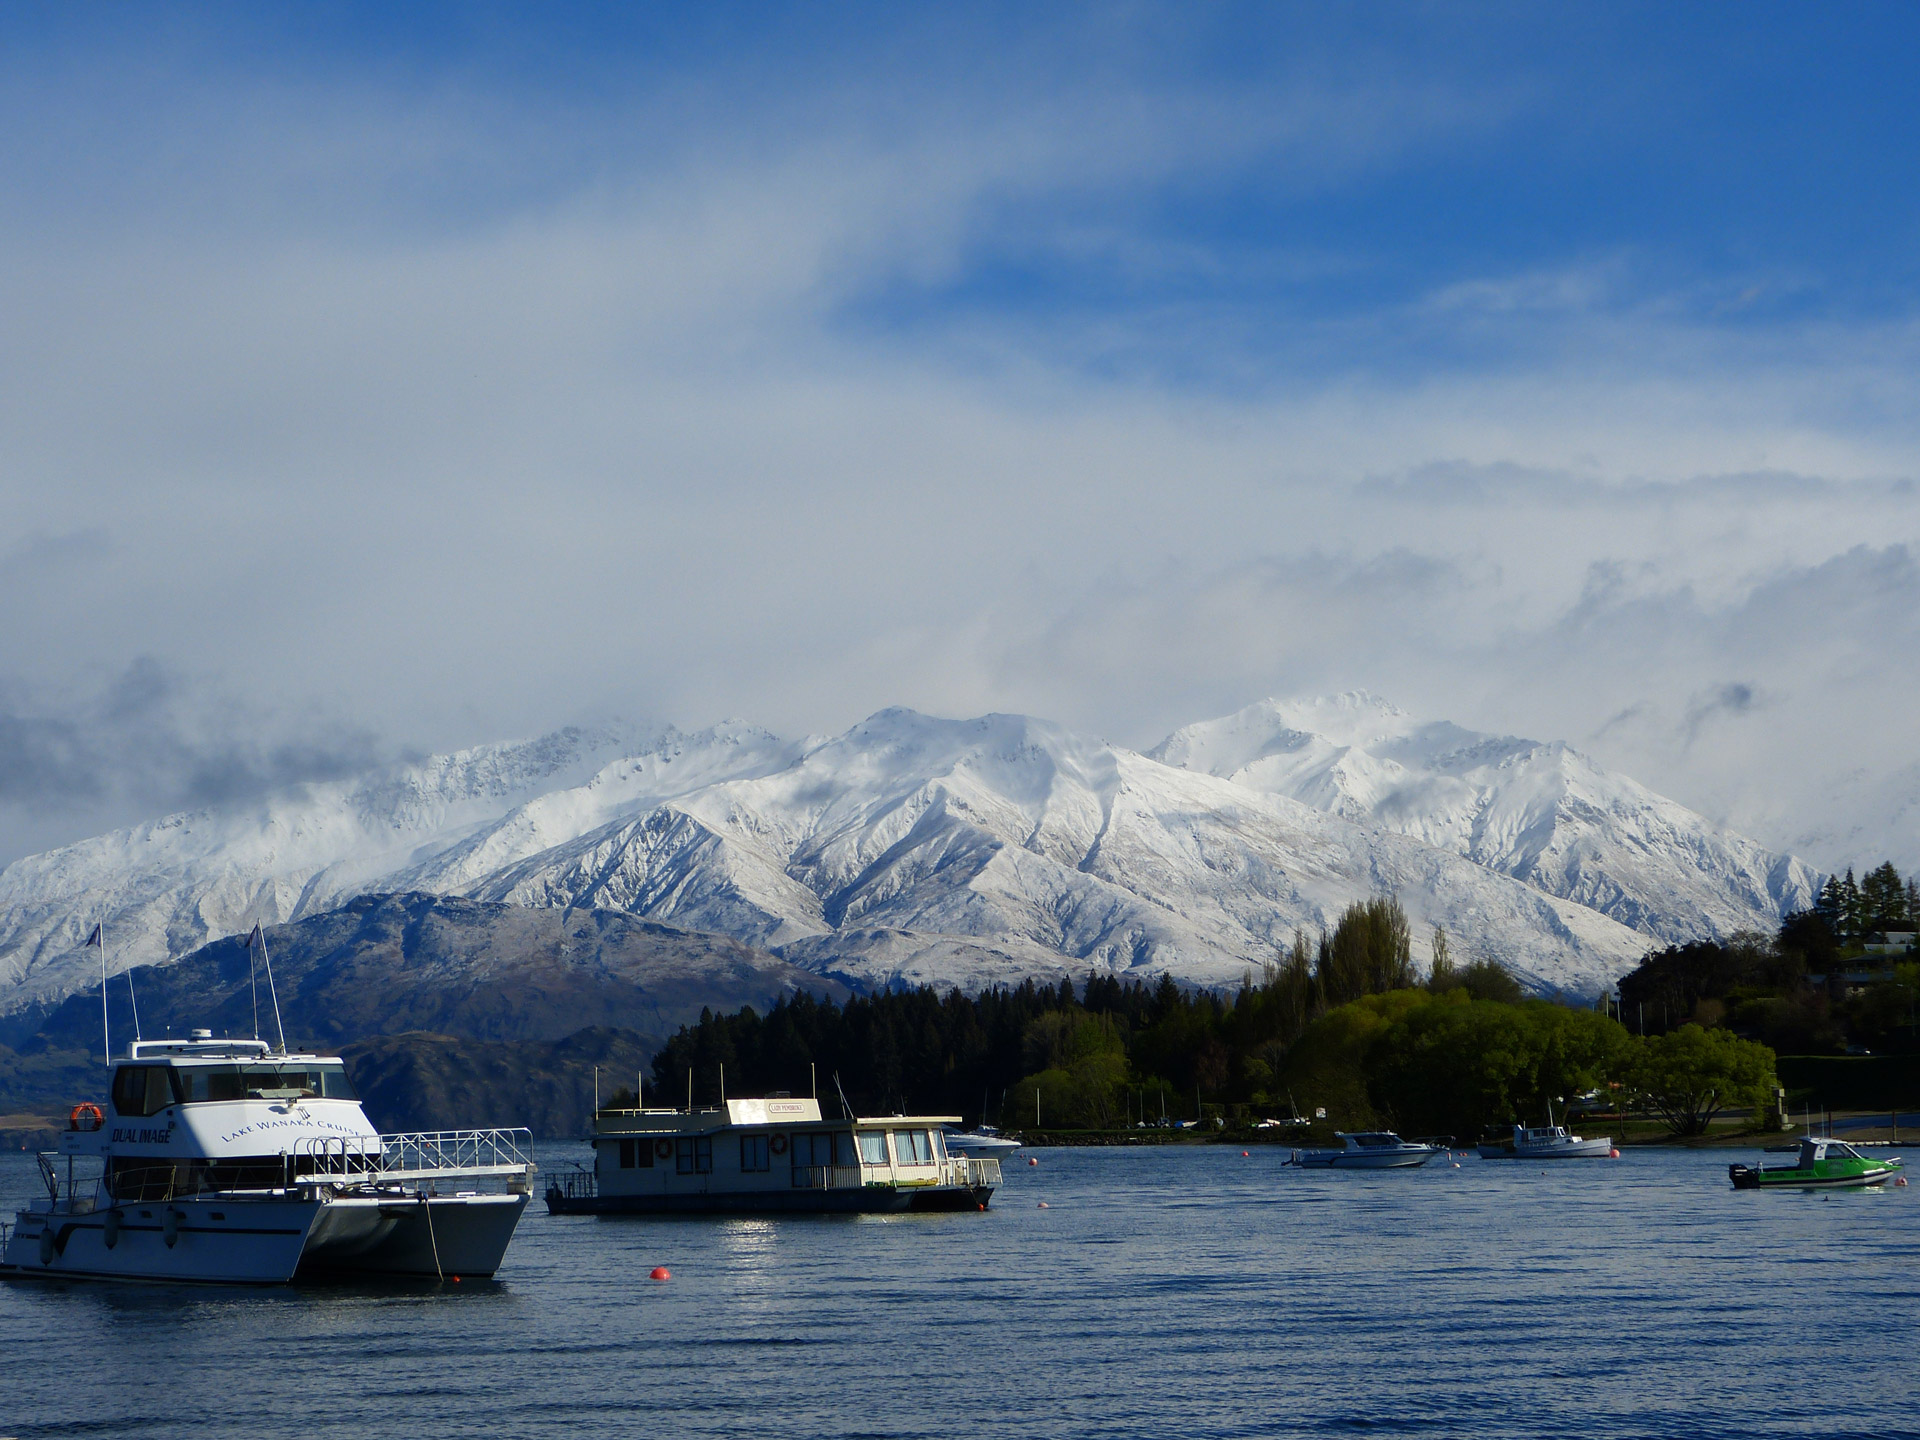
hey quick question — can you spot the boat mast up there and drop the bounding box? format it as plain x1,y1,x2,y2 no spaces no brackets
87,923,107,1065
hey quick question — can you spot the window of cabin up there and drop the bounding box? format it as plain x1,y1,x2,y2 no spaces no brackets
740,1134,770,1172
893,1130,934,1165
619,1139,637,1169
676,1136,713,1175
634,1137,654,1168
856,1131,888,1166
834,1131,856,1167
111,1066,172,1118
109,1157,179,1202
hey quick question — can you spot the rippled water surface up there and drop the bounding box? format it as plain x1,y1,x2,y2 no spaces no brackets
3,1143,1916,1439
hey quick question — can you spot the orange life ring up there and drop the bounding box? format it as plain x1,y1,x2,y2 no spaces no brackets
769,1133,788,1156
654,1139,673,1160
70,1102,104,1132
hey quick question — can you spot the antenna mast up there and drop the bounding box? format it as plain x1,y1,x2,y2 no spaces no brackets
246,924,288,1053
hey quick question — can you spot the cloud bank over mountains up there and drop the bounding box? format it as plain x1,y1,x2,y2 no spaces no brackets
0,9,1913,877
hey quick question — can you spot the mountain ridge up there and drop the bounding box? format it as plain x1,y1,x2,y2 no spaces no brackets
0,699,1819,1006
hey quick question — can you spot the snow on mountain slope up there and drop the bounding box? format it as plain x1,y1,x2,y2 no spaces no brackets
1152,693,1820,944
446,710,1651,996
1,699,1784,1013
0,722,795,1010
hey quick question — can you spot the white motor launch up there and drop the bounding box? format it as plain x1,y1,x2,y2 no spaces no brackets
2,1033,534,1285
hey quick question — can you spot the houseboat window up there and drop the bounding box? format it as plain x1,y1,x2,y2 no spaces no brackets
112,1066,173,1118
791,1132,832,1168
740,1135,770,1172
893,1130,935,1165
676,1136,713,1175
835,1131,856,1167
856,1131,888,1165
619,1139,637,1169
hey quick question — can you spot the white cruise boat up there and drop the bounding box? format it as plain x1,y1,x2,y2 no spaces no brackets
1476,1121,1615,1161
545,1096,1001,1215
1289,1131,1444,1169
940,1123,1021,1158
1,1032,535,1284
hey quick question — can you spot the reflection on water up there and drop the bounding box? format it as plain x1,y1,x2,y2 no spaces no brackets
3,1143,1917,1438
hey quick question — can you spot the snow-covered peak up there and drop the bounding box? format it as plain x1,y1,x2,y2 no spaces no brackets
1154,694,1819,943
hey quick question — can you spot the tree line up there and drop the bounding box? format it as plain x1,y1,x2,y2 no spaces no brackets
1618,858,1919,1056
647,895,1774,1139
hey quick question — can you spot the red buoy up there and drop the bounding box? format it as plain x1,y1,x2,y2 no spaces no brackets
649,1266,671,1281
1241,1150,1249,1157
1027,1157,1038,1166
1037,1202,1048,1209
1610,1148,1621,1159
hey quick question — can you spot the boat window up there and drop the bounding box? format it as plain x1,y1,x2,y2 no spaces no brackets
1828,1144,1860,1161
112,1066,173,1118
835,1131,857,1168
893,1130,934,1165
109,1158,179,1202
618,1139,637,1169
172,1064,356,1103
740,1135,770,1173
791,1132,834,1168
186,1156,291,1193
676,1136,713,1176
857,1131,888,1166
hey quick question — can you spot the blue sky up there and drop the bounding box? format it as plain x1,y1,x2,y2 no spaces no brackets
1,3,1917,868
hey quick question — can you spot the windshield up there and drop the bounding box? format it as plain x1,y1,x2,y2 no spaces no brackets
174,1064,357,1103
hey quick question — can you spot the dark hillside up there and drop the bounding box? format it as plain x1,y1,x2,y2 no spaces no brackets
0,892,846,1133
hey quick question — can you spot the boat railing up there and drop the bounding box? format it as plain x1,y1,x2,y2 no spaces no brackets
541,1166,597,1201
790,1164,864,1190
294,1129,536,1190
955,1156,1002,1188
381,1129,536,1187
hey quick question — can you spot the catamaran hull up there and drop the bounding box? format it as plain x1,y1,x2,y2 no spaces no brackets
2,1191,528,1284
546,1185,994,1216
296,1192,528,1278
2,1195,318,1283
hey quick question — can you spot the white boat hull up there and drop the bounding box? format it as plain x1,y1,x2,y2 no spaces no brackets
3,1189,528,1284
1477,1137,1615,1160
1292,1149,1437,1169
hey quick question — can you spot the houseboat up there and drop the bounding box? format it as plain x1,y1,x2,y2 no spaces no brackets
1,1032,535,1284
544,1095,1002,1214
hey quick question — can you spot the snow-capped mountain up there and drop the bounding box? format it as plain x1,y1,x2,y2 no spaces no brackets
1152,693,1819,943
0,699,1817,1011
0,720,798,1010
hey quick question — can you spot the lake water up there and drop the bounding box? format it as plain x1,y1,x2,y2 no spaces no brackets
2,1142,1915,1439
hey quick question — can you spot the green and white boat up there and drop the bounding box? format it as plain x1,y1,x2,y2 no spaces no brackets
1729,1136,1903,1190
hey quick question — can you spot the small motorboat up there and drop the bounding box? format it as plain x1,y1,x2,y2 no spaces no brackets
940,1124,1021,1158
1290,1131,1443,1169
1729,1136,1903,1190
1477,1122,1615,1160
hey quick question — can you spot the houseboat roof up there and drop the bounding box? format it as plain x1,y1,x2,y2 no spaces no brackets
593,1098,962,1135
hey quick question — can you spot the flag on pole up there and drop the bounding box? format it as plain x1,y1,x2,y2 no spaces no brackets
85,925,102,948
